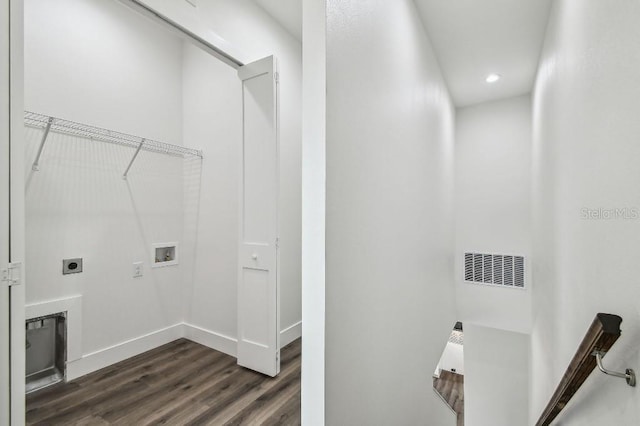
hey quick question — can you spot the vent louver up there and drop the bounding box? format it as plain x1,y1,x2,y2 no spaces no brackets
514,256,525,288
504,256,514,286
493,255,503,285
464,254,473,281
483,255,491,283
473,254,483,282
464,252,525,288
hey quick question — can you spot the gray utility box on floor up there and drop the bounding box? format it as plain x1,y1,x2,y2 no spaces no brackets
26,313,67,393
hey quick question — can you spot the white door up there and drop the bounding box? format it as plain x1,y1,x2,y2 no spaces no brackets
0,0,11,421
237,56,280,377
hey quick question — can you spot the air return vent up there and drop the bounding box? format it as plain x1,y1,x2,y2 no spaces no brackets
464,252,525,288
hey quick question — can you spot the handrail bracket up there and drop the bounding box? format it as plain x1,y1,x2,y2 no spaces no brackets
535,314,633,426
593,351,636,387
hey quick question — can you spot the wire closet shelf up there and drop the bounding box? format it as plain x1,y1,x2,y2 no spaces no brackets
24,110,203,175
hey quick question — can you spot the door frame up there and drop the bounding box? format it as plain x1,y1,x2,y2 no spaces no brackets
1,0,12,422
2,0,25,424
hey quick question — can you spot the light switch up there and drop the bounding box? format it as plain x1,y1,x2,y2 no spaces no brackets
133,262,143,278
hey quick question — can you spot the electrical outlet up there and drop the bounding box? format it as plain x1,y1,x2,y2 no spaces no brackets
133,262,143,278
63,258,83,275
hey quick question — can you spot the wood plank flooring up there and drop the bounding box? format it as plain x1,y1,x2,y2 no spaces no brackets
26,338,301,425
433,370,464,426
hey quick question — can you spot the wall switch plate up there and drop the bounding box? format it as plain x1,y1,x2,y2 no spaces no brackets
63,258,83,275
133,262,143,278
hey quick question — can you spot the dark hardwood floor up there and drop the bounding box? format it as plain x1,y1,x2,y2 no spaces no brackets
433,370,464,426
26,338,301,425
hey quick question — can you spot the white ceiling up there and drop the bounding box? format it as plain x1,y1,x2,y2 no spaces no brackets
253,0,552,107
253,0,302,41
414,0,553,107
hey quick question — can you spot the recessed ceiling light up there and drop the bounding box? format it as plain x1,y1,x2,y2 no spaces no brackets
486,73,501,83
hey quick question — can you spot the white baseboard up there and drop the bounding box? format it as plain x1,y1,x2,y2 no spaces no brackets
64,320,303,381
66,323,184,381
280,321,302,348
183,323,237,357
179,321,302,356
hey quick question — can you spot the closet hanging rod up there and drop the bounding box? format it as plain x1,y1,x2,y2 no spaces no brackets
119,0,244,69
24,111,203,168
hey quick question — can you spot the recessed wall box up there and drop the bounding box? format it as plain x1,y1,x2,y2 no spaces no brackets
63,258,83,275
152,243,178,268
26,313,67,393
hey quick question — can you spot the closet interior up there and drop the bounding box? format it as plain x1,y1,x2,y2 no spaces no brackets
22,0,302,418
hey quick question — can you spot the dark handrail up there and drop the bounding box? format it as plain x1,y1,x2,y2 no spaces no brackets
535,313,634,426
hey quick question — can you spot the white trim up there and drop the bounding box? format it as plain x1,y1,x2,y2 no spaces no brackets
66,323,183,381
0,0,11,421
463,281,528,291
26,295,83,362
302,1,326,423
8,0,25,422
432,388,457,415
183,322,237,357
280,321,302,348
44,319,302,382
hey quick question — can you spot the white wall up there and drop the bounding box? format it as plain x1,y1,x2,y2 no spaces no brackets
24,0,185,375
436,341,464,376
455,95,532,334
324,0,457,423
531,0,640,424
181,43,241,343
25,0,183,143
464,324,529,426
163,0,302,345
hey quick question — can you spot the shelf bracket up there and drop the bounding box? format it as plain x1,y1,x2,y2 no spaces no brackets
593,351,636,387
123,139,145,180
32,117,54,171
